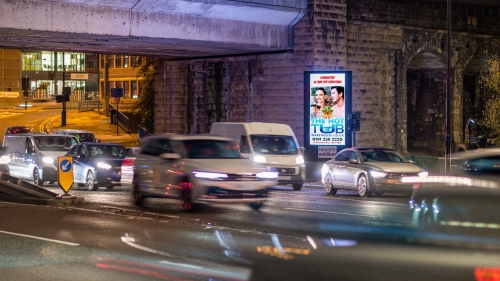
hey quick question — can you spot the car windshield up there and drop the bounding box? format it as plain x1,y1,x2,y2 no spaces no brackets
75,133,96,142
249,135,298,155
8,127,30,134
88,145,127,158
360,149,409,162
34,136,78,151
182,139,240,159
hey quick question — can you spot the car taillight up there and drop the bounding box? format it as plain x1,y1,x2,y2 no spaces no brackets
180,182,193,189
122,158,135,166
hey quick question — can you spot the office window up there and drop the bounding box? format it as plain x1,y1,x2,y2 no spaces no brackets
108,56,114,68
131,81,137,98
116,55,122,68
116,81,122,89
124,81,130,98
124,56,129,68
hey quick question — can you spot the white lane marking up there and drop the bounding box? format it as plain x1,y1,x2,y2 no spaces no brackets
0,230,79,246
284,207,376,218
271,191,408,207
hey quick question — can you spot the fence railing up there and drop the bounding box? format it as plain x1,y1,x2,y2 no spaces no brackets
78,100,102,112
108,104,139,133
139,126,152,138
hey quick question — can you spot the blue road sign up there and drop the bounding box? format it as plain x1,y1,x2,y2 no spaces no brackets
60,160,72,172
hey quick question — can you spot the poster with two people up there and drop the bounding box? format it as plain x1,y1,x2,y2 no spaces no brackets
309,73,347,146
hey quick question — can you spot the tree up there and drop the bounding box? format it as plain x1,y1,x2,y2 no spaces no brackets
479,53,500,144
131,57,155,134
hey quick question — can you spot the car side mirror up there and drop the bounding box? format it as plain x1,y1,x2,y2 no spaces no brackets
160,153,181,160
348,159,358,164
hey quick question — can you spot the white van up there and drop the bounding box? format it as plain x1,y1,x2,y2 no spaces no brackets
210,122,305,190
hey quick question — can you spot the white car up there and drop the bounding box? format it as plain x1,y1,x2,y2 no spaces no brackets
131,135,277,211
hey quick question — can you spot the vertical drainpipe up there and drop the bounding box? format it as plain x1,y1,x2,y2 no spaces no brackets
104,54,109,116
248,60,253,122
394,50,399,151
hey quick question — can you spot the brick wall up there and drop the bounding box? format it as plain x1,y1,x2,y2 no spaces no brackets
154,0,500,157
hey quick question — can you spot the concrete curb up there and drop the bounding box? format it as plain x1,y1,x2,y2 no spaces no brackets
0,194,84,205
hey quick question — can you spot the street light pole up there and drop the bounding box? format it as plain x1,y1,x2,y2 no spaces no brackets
62,52,66,126
445,0,452,175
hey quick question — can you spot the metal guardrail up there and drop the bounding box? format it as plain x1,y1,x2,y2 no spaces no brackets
139,126,152,138
406,155,445,174
108,104,139,133
78,100,102,112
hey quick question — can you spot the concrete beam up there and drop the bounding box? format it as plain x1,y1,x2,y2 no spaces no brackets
0,0,306,58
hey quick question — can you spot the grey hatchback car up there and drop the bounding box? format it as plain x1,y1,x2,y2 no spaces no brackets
321,147,428,197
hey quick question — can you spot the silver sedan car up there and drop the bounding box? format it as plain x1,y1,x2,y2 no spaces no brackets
131,135,278,211
321,147,428,197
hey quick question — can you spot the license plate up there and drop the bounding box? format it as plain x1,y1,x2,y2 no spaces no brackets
277,176,291,180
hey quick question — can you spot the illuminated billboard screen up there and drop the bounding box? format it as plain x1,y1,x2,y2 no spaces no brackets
305,71,351,147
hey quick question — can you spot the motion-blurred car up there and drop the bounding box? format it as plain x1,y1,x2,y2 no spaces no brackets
3,133,79,186
66,142,127,190
131,134,277,211
409,147,500,237
321,147,428,197
120,147,142,189
5,126,31,134
54,129,99,142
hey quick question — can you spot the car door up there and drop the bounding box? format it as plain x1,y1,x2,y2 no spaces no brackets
331,151,352,187
343,150,361,189
70,145,86,182
136,138,179,198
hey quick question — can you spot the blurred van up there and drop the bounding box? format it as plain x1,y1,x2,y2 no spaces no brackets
210,122,305,190
54,129,99,143
2,133,79,186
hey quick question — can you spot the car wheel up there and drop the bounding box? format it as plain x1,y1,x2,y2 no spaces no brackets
33,168,43,187
292,183,303,190
357,175,371,198
324,174,338,195
86,171,98,191
250,202,263,211
106,185,114,190
132,180,144,206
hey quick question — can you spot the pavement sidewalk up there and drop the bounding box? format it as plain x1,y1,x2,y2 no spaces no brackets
45,108,140,147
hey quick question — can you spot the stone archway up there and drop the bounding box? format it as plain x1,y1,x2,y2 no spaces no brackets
406,50,446,156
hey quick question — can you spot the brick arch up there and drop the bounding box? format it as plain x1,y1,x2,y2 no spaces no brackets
402,34,448,156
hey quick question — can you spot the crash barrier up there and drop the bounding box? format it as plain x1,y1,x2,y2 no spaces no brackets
406,155,445,175
78,100,102,112
0,172,57,199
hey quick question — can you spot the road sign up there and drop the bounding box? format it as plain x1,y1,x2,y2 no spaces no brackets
58,156,74,193
110,88,123,97
114,97,120,103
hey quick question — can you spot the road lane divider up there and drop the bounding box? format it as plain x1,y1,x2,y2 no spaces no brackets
0,229,79,246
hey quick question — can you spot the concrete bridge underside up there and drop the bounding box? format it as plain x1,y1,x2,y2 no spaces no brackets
0,0,306,58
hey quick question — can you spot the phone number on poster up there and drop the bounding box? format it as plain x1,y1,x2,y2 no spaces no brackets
312,137,343,142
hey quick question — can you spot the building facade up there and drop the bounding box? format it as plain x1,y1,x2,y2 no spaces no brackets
153,0,500,158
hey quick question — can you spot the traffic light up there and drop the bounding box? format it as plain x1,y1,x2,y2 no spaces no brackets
347,112,361,131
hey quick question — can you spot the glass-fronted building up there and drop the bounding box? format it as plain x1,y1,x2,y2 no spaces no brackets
21,51,99,100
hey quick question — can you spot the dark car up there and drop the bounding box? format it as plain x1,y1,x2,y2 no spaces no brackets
408,148,500,239
5,126,31,134
321,147,428,197
66,143,127,190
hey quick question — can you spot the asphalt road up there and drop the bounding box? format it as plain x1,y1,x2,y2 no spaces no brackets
1,186,499,281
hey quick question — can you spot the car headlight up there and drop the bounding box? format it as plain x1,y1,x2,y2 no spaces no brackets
193,171,228,180
256,171,278,179
0,155,10,164
295,155,305,164
253,155,267,163
97,162,112,169
370,171,387,178
418,171,428,177
42,156,54,165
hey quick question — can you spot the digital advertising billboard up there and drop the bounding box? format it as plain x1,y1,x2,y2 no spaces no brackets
304,71,352,163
